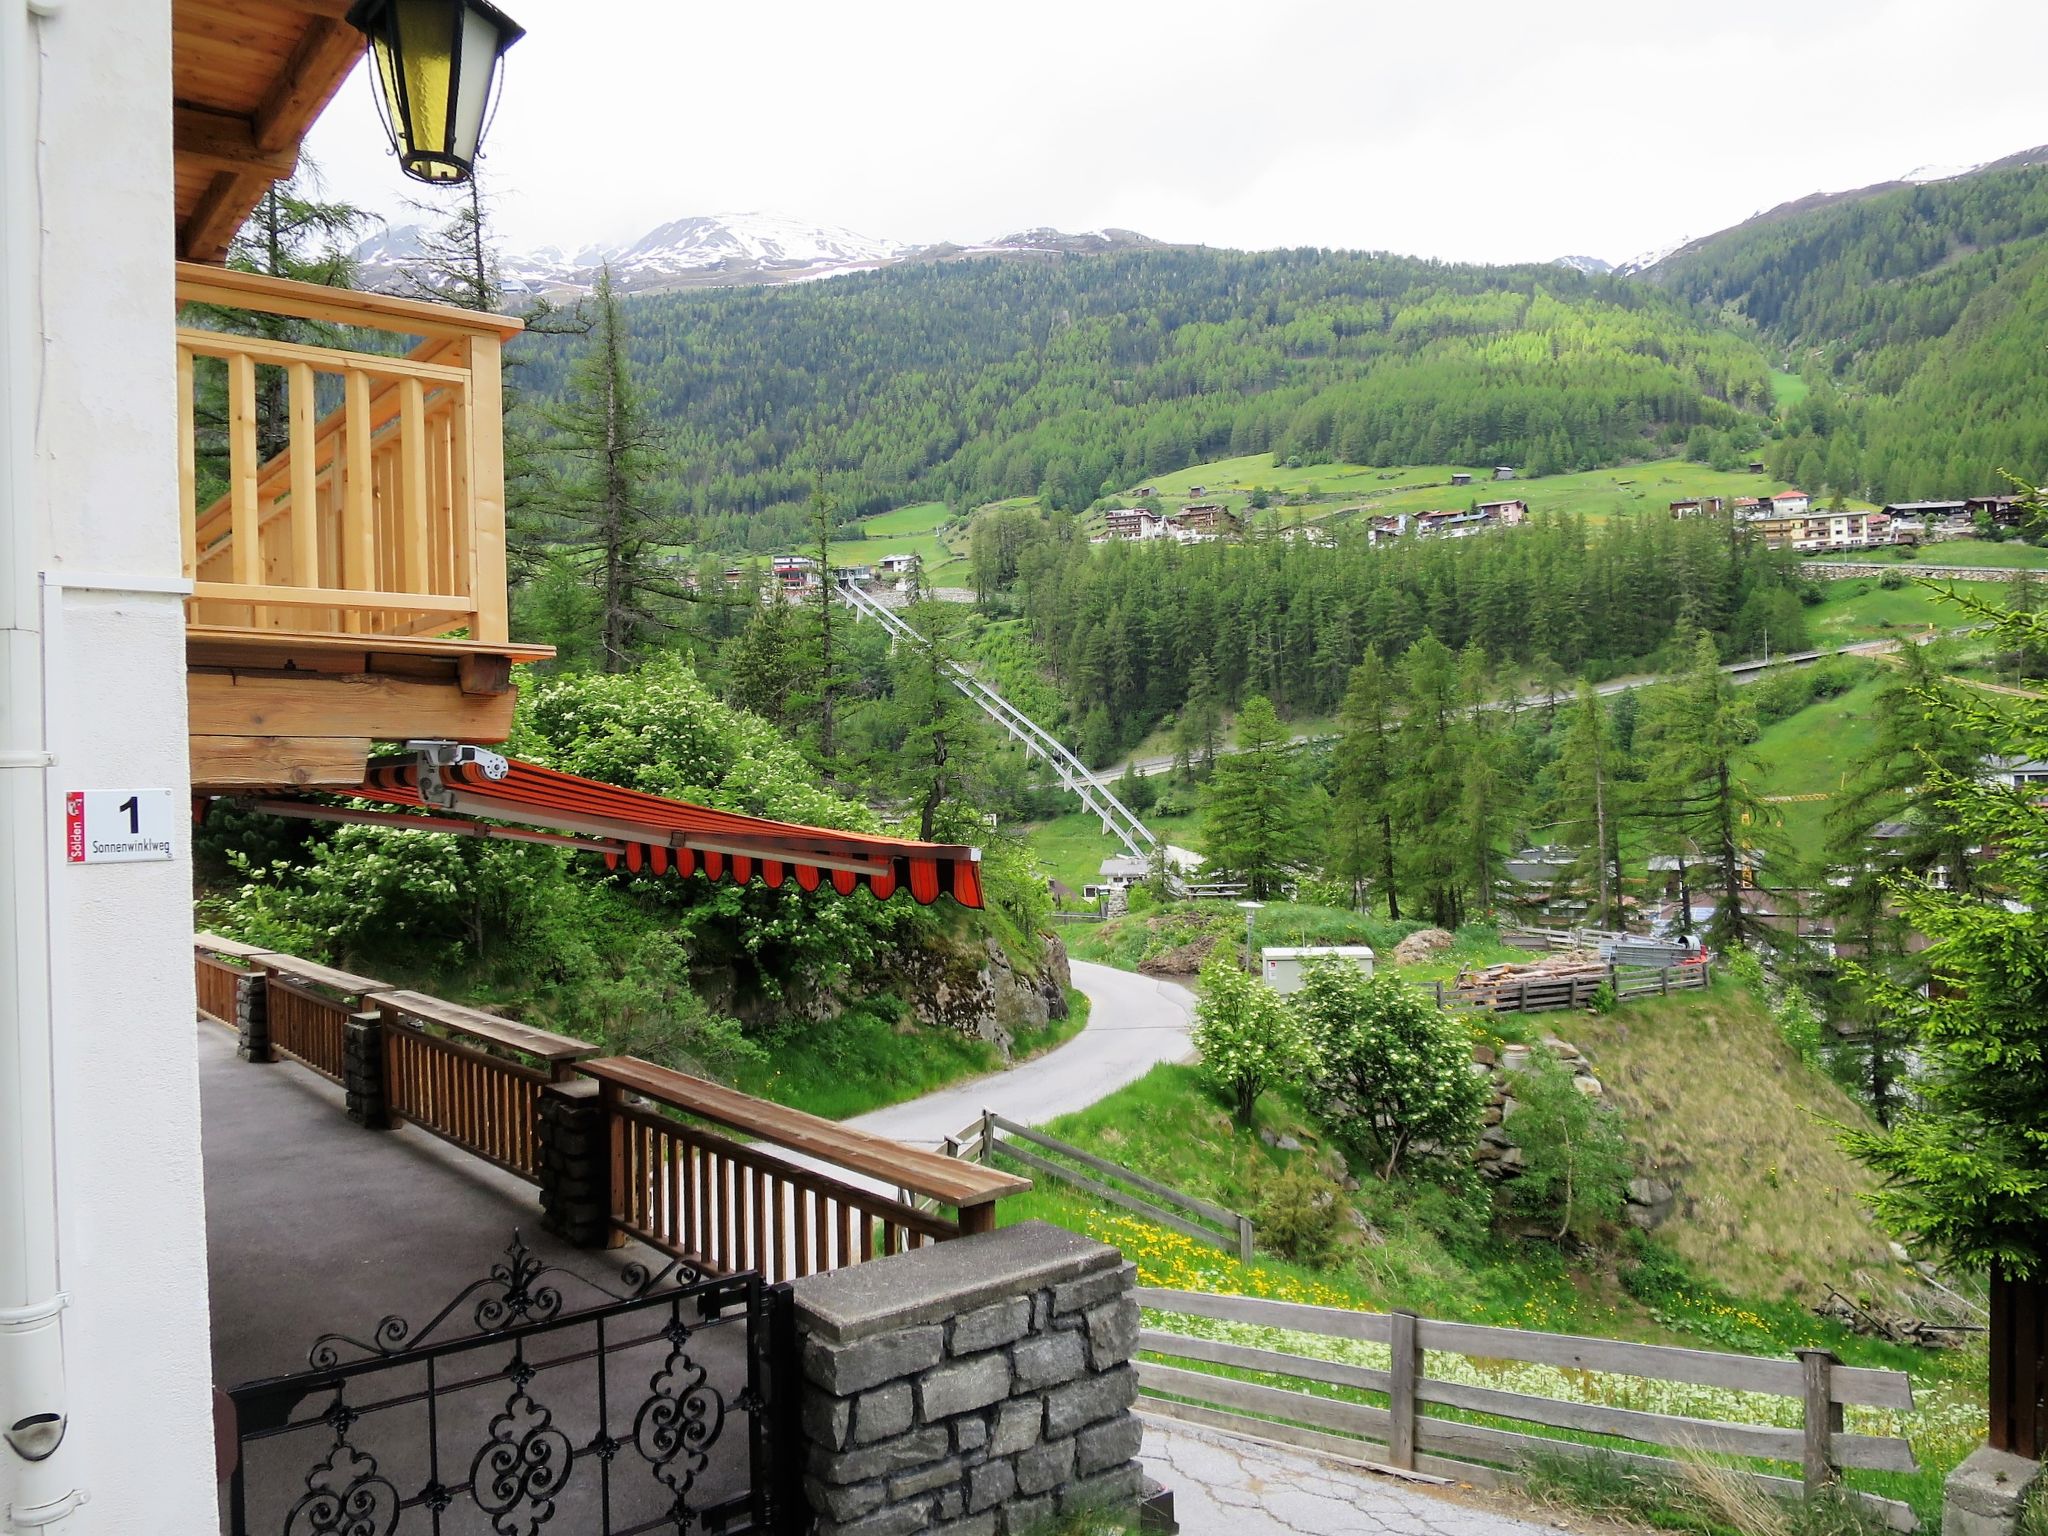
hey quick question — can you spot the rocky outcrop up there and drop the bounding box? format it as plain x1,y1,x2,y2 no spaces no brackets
902,932,1071,1057
1471,1033,1632,1192
1138,933,1219,977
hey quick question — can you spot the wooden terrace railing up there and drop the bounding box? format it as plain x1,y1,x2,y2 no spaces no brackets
260,954,390,1084
189,938,1026,1281
582,1057,1029,1286
175,262,520,644
376,990,597,1183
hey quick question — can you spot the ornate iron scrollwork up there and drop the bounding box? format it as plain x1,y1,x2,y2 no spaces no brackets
283,1414,399,1536
633,1313,727,1510
309,1231,701,1368
470,1347,575,1536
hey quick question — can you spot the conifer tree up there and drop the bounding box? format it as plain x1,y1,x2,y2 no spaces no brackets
1393,635,1468,928
1636,634,1775,949
1556,683,1626,928
532,268,681,672
1203,695,1300,898
1330,652,1400,916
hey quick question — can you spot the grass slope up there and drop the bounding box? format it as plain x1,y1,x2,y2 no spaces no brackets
1746,673,1890,856
1126,455,1857,528
1570,985,1895,1303
826,500,971,576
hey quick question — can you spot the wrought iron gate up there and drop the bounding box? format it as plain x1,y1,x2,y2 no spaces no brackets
221,1234,796,1536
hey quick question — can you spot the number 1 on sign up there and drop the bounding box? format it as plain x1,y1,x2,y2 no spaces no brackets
117,796,139,834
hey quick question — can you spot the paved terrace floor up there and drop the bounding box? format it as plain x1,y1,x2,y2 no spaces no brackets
198,1021,753,1533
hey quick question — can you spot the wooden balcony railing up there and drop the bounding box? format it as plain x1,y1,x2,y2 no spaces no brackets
174,262,521,645
191,939,1028,1281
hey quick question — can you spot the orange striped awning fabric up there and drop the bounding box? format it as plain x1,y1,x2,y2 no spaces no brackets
356,753,984,909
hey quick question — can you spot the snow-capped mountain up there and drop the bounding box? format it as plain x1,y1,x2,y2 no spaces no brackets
1552,254,1614,276
355,212,1163,298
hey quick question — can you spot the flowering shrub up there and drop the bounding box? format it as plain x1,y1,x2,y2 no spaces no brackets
1191,953,1313,1125
1295,962,1485,1179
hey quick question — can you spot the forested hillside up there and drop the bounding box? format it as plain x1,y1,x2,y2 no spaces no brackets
1009,509,1812,760
508,248,1773,550
1649,154,2048,498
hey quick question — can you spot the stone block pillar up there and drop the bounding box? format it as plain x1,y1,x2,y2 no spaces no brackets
536,1078,612,1248
233,970,271,1063
791,1221,1144,1536
342,1009,387,1129
1943,1446,2043,1536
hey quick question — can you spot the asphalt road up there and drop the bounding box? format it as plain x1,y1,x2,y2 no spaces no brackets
844,959,1196,1148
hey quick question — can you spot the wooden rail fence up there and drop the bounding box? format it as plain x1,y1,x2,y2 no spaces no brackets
1434,961,1712,1016
190,936,1026,1282
1134,1288,1919,1531
943,1110,1256,1261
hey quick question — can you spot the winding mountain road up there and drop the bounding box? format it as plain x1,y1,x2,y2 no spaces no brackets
844,960,1196,1148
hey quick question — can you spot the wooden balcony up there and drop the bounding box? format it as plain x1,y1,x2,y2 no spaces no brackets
176,263,551,792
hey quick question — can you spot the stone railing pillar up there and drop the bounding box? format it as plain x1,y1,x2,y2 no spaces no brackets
234,969,271,1063
791,1221,1143,1535
342,1009,387,1129
536,1078,612,1248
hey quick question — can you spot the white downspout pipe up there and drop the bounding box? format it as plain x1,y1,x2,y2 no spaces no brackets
0,0,80,1528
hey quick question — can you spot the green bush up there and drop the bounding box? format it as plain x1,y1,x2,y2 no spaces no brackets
1294,962,1486,1179
1191,953,1314,1125
1588,981,1618,1014
1501,1058,1633,1241
1254,1160,1343,1265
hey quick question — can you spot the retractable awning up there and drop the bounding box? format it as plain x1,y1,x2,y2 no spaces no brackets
234,743,983,909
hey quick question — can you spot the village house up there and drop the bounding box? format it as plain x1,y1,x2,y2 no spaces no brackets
1449,471,1473,486
1492,465,1517,481
1367,513,1411,545
1174,502,1239,537
1415,508,1495,539
1770,487,1812,515
1668,496,1726,517
1476,498,1529,525
773,553,822,591
877,551,921,575
1883,500,1971,532
1100,506,1168,541
1747,460,1768,474
1965,494,2028,526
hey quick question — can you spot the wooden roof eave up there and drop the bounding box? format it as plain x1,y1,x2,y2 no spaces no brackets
173,1,367,263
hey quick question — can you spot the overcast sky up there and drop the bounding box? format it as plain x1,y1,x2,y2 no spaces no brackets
306,0,2048,268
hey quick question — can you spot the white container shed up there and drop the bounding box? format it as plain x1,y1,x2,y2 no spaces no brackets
1261,945,1375,994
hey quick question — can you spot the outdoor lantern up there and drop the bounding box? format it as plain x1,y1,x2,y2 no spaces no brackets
346,0,525,184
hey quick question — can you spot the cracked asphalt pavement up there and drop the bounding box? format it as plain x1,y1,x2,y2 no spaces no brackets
1143,1415,1571,1536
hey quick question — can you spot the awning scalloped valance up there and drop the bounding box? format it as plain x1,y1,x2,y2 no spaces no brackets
335,750,984,909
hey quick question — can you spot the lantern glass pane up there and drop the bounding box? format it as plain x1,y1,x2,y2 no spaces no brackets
448,12,503,169
393,0,460,172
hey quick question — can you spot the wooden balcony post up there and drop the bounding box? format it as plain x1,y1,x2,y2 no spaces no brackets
286,361,320,590
341,368,374,630
465,333,508,643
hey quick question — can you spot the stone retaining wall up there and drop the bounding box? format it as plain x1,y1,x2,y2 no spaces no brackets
790,1221,1144,1536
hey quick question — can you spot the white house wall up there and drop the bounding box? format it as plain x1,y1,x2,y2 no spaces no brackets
11,1,215,1530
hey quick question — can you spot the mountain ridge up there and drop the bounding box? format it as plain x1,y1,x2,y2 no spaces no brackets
354,212,1173,297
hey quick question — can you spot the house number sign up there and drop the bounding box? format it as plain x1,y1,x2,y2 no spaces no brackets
64,789,175,863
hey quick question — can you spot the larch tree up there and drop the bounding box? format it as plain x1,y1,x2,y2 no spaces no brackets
533,267,682,672
1330,650,1401,916
1556,683,1627,929
1636,633,1775,950
1203,694,1301,899
1393,634,1468,929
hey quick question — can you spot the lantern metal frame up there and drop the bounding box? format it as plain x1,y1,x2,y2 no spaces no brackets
345,0,525,185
